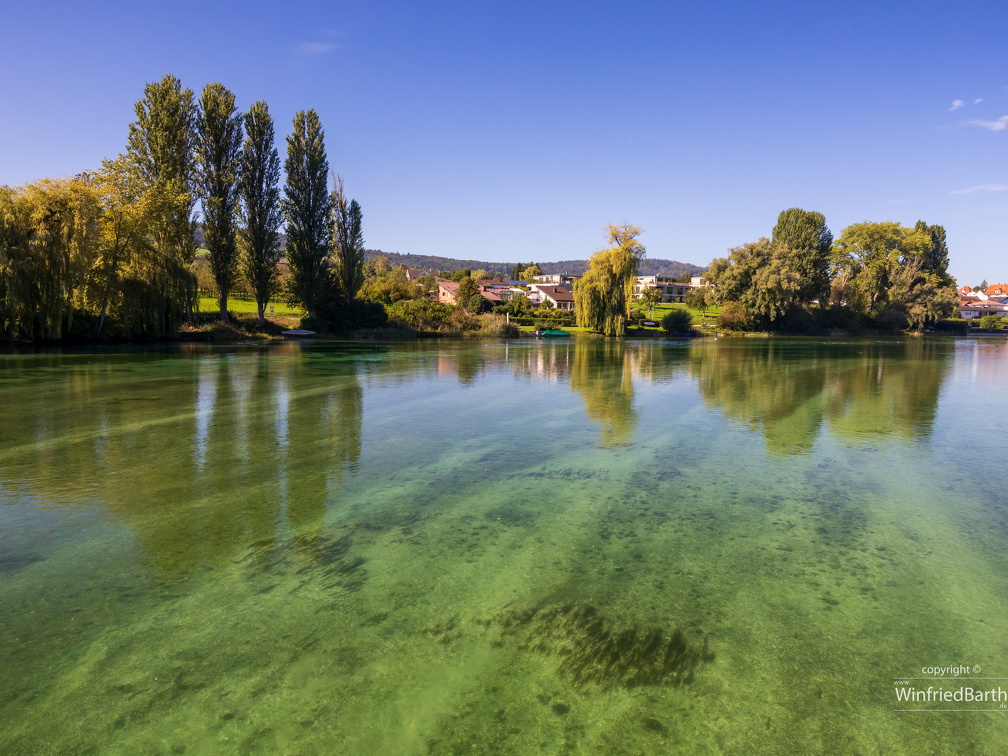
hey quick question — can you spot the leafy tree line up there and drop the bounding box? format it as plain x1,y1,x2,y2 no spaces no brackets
703,208,958,332
1,73,371,341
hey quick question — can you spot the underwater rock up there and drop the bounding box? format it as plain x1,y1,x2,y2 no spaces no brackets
497,604,713,689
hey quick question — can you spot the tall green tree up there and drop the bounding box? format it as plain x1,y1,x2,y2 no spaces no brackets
639,286,662,317
196,83,243,323
685,285,710,316
456,275,479,307
282,109,332,318
125,73,198,333
707,238,802,328
331,175,365,302
771,208,832,304
830,221,916,314
831,220,956,330
573,224,646,336
520,264,542,283
914,220,950,275
239,101,283,329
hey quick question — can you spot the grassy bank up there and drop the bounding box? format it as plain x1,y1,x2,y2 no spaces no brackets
197,296,303,318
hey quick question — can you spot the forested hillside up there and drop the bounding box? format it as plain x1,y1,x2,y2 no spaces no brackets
361,249,704,278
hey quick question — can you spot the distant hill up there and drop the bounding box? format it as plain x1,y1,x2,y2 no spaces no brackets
363,249,705,278
194,227,704,277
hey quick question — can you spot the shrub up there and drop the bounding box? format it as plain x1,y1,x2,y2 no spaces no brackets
934,318,968,335
478,313,519,338
978,314,1004,330
446,307,481,332
661,308,693,334
387,300,455,331
716,301,749,331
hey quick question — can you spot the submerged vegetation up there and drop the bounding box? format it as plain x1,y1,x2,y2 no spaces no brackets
496,604,713,689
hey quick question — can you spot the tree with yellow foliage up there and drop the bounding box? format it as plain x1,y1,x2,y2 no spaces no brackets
573,224,645,336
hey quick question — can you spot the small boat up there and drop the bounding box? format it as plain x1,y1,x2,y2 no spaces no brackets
539,329,570,337
281,329,316,337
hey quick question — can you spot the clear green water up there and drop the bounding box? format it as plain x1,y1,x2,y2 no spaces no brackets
1,337,1006,754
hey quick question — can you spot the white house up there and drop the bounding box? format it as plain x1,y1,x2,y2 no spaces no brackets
633,276,694,303
528,284,575,311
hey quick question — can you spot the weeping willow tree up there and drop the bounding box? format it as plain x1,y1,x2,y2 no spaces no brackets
88,155,189,337
0,178,101,341
573,224,646,336
570,338,638,445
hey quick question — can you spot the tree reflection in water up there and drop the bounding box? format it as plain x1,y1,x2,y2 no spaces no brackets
689,339,952,455
570,339,638,446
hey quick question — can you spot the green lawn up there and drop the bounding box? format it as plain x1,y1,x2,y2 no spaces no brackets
643,302,720,329
198,296,303,317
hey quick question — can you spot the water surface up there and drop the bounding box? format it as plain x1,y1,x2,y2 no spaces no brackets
1,337,1006,754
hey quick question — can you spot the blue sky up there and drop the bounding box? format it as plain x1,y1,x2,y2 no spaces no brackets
2,0,1005,284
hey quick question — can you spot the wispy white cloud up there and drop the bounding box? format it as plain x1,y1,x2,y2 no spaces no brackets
950,99,965,111
949,184,1008,195
968,115,1008,131
974,98,984,104
298,41,338,55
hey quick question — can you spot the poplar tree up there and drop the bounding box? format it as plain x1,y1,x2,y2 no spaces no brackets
126,74,198,333
283,110,331,318
196,83,243,323
239,101,282,328
331,175,365,302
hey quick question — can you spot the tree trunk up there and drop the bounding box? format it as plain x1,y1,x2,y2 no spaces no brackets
97,295,109,339
219,293,230,324
257,300,266,330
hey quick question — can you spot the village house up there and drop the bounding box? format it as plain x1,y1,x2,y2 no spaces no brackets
436,280,460,305
983,284,1008,302
959,301,1008,319
400,265,439,280
532,273,579,287
476,280,514,300
957,284,1008,303
528,284,575,311
436,279,518,307
632,275,694,303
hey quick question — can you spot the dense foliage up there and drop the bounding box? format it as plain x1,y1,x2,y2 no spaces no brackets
704,209,958,333
1,73,382,341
